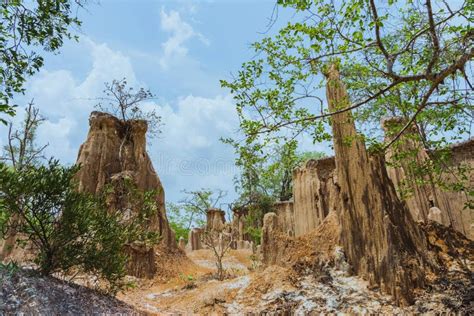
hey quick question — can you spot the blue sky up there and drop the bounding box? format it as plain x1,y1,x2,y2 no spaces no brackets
0,0,329,208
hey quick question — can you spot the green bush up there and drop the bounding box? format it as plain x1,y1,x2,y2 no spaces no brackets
166,203,190,242
243,193,275,245
0,160,131,294
169,221,189,242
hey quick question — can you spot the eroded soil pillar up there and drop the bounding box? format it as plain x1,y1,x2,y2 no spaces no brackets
325,64,428,305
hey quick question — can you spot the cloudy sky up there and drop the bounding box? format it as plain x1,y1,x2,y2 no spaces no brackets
1,0,329,207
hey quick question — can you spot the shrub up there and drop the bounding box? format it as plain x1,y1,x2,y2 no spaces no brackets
244,193,275,245
0,160,130,293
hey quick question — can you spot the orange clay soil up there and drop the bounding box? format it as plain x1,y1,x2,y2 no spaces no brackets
119,248,254,314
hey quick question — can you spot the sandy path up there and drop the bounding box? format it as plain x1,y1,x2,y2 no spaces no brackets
119,249,254,315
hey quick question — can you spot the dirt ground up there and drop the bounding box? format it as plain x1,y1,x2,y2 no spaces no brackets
119,248,255,314
5,224,469,315
118,223,473,315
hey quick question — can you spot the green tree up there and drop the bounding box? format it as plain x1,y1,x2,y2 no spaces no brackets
166,202,190,242
0,160,131,294
202,227,237,281
0,101,48,258
1,101,47,170
166,189,228,242
180,189,227,229
221,0,472,199
228,140,326,245
0,0,85,123
228,139,326,205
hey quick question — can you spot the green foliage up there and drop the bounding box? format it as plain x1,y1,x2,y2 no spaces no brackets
227,138,326,245
1,102,47,170
245,226,262,246
241,194,275,246
179,272,194,282
0,197,9,237
167,203,190,242
228,137,326,205
0,0,84,123
221,0,472,202
0,160,130,294
0,261,19,276
179,272,196,289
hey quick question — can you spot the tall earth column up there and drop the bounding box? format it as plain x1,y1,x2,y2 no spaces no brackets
75,111,176,278
326,65,429,305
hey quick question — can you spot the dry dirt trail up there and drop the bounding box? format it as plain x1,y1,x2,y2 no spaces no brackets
119,249,256,315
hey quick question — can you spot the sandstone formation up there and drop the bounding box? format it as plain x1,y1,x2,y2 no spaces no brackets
325,64,428,304
444,140,474,238
267,136,473,242
252,72,472,304
186,228,203,251
240,120,473,251
273,201,294,237
384,118,473,239
232,207,251,243
75,111,176,278
259,66,436,304
261,212,279,265
428,207,443,224
293,157,337,236
178,237,186,250
383,117,435,222
206,208,226,232
186,208,231,251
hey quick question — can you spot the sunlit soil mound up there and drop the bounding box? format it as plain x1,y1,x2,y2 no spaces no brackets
152,245,192,282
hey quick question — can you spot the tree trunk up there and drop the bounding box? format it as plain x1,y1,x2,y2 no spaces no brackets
216,257,224,280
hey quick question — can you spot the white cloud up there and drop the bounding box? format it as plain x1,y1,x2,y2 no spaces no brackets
5,38,142,164
146,94,239,202
27,38,140,121
159,8,209,69
79,38,139,95
36,117,78,163
1,37,239,203
158,94,236,150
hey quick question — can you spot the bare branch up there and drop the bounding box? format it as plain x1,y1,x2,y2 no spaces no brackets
369,0,391,61
425,0,440,74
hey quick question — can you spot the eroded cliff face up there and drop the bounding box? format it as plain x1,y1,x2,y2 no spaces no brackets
75,111,176,278
270,136,473,242
384,118,473,239
293,158,337,236
444,140,474,239
273,201,294,237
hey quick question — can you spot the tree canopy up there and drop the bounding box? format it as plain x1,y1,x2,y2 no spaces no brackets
221,0,472,151
0,0,85,124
